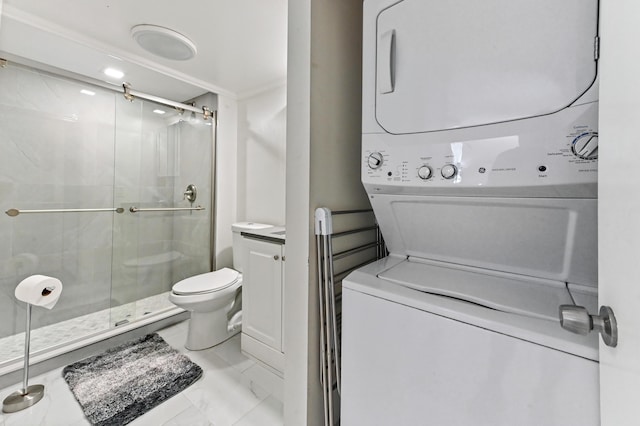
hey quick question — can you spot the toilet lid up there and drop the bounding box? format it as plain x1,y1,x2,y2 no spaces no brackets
172,268,240,295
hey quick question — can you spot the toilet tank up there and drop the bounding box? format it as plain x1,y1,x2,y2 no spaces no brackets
231,222,274,272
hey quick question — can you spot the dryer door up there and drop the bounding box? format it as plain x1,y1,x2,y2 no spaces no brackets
374,0,598,134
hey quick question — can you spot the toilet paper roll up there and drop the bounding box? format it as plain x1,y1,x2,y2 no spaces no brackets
15,275,63,310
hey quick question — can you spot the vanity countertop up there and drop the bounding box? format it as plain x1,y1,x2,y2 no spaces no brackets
241,226,285,244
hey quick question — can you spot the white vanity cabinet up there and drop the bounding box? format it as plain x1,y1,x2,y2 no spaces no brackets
241,233,285,375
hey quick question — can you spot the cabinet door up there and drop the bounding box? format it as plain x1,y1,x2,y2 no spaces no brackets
243,239,283,351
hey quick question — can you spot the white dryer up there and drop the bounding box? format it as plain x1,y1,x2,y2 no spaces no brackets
342,0,601,424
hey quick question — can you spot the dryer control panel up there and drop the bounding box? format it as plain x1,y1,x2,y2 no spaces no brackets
362,102,598,198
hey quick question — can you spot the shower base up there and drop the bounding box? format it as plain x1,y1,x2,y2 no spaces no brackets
0,292,181,371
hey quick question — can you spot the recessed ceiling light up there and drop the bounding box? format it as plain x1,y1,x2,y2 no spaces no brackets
131,24,197,61
80,89,96,96
104,68,124,79
153,109,166,115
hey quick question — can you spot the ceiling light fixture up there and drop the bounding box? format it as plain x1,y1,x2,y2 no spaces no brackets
104,68,124,79
131,24,197,61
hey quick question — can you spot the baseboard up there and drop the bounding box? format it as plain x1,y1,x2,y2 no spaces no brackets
241,332,284,377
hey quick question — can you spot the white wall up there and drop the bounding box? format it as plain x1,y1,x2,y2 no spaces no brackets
215,94,239,269
237,84,287,226
284,0,312,423
285,0,369,424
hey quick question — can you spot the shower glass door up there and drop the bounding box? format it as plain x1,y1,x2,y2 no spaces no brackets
0,61,213,367
110,95,213,327
0,64,116,362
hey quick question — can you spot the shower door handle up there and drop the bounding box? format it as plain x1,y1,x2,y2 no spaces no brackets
129,206,205,213
6,207,125,217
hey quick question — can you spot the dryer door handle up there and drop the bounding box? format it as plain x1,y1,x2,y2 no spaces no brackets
377,29,396,94
559,305,618,347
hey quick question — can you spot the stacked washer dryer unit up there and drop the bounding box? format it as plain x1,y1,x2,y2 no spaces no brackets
341,1,601,425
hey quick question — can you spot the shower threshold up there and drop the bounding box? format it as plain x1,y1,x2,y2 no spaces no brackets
0,292,185,377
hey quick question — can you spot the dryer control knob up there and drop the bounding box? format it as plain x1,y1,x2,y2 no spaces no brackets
367,152,384,169
417,165,432,180
441,164,457,179
571,132,598,160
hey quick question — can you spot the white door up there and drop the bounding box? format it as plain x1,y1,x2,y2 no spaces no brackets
598,1,640,424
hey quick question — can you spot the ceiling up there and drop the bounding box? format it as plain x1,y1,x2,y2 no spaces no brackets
0,0,288,100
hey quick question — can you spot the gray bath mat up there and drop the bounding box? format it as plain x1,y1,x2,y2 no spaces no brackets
62,333,202,426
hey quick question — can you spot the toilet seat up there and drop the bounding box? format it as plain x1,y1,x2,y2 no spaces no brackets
172,268,240,295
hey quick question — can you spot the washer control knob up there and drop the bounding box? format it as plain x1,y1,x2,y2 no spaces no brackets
441,164,457,179
571,132,598,160
367,152,384,169
417,165,432,180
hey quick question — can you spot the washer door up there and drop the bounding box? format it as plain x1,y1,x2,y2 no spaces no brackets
375,0,598,134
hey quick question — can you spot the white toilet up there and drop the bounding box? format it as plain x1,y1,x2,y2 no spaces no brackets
169,222,274,350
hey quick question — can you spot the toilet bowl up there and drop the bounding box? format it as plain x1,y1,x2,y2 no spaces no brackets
169,268,242,350
169,222,274,350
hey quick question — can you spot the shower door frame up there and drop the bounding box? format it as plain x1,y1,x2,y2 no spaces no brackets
0,59,218,374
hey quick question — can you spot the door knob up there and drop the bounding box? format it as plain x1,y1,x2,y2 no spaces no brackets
559,305,618,347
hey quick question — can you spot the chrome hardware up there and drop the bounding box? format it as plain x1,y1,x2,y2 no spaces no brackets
0,58,7,68
121,83,211,118
274,255,280,261
122,82,134,102
183,184,197,203
129,206,204,213
202,106,213,120
6,207,124,217
2,304,44,413
559,305,618,347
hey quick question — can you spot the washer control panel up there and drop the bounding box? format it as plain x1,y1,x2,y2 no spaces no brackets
367,152,384,169
440,164,458,179
417,165,432,180
571,132,598,160
362,102,598,194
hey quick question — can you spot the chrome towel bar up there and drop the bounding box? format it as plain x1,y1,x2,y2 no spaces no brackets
6,207,125,217
129,206,205,213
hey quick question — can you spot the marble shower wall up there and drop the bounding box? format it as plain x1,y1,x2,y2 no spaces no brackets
0,64,213,343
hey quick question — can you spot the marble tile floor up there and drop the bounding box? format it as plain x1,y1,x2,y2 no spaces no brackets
0,320,284,426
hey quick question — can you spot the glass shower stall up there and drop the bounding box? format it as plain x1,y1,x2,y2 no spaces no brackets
0,62,214,367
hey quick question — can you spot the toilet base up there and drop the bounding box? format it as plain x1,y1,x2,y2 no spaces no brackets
185,306,238,350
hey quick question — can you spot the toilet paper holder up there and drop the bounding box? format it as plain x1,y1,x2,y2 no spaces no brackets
2,277,63,413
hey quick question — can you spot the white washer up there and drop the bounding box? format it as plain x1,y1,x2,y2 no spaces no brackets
342,258,599,426
342,0,601,424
